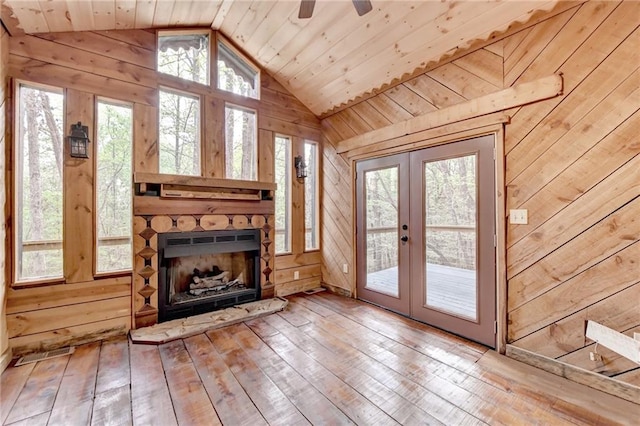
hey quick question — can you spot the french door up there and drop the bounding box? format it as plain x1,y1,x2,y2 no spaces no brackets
356,135,496,347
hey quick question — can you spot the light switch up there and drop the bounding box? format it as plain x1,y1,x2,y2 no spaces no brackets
510,209,528,225
294,271,299,280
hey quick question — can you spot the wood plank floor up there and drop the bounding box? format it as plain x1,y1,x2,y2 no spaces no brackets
1,293,637,425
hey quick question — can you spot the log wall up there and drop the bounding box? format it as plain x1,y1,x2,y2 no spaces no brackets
4,29,320,354
1,25,10,371
321,0,639,387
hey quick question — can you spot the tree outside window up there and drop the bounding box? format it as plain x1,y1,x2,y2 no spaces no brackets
217,39,259,99
225,105,256,180
16,84,64,281
159,89,201,176
158,32,209,85
96,100,133,273
274,135,292,254
304,141,319,251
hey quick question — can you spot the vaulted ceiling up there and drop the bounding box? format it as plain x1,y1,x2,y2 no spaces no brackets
2,0,562,116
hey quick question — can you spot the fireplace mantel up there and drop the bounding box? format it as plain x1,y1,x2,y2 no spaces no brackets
135,172,276,200
131,173,276,329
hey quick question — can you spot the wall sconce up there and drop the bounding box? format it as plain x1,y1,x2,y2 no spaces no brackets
294,155,307,181
67,121,90,158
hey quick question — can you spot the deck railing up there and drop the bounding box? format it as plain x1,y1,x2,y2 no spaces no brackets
365,224,476,272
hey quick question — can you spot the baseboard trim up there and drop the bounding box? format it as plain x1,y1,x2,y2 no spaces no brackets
506,344,639,404
0,347,13,373
320,282,352,298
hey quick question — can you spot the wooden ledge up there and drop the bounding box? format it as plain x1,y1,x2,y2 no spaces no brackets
134,172,276,191
135,172,276,201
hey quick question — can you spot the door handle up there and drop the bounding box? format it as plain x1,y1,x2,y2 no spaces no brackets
400,235,409,243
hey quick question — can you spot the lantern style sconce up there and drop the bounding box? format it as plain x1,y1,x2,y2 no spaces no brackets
294,155,307,181
67,121,90,158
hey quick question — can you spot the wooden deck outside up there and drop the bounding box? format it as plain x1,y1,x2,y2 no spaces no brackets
1,293,637,425
367,263,477,318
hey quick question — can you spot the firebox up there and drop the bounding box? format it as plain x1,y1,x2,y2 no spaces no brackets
157,229,261,322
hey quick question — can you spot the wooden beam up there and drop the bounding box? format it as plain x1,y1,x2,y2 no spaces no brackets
64,89,94,284
336,74,563,154
346,113,509,159
586,320,640,365
506,345,640,405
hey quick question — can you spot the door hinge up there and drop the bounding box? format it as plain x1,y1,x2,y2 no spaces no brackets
494,321,498,334
494,234,497,247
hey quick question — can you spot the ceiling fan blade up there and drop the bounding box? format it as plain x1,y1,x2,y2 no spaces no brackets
352,0,373,16
298,0,316,19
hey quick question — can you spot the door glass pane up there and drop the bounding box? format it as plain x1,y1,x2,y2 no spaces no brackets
364,167,399,297
424,155,477,320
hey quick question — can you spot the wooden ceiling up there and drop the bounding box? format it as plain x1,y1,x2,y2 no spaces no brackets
2,0,562,116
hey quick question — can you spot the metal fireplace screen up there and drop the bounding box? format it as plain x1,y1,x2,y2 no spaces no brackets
158,229,261,322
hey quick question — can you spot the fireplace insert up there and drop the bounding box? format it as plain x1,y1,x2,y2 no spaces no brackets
157,229,261,322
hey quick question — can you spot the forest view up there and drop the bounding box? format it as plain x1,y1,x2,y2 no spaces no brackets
95,101,133,273
304,142,319,251
16,87,134,280
274,136,291,254
16,32,305,281
17,85,64,280
365,154,477,276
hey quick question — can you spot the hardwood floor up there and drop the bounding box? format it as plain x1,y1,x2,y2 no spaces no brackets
1,293,637,425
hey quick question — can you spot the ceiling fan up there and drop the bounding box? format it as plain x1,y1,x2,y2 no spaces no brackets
298,0,373,19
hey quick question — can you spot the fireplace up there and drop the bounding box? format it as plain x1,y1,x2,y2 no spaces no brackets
157,229,261,322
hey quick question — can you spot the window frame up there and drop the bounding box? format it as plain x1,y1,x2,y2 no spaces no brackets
304,140,320,252
13,80,66,285
216,33,261,100
157,29,212,86
93,97,134,277
157,86,203,177
274,134,293,255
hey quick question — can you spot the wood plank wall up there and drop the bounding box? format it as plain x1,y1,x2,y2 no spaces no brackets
1,25,10,371
4,29,320,354
320,0,639,387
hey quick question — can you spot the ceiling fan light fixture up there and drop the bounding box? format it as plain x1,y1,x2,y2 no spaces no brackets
298,0,372,19
298,0,315,19
353,0,373,16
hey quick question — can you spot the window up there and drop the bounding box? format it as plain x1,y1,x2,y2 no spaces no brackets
304,141,319,251
217,38,260,99
225,105,257,180
158,31,209,85
15,83,64,281
274,136,292,254
96,100,133,273
159,88,201,176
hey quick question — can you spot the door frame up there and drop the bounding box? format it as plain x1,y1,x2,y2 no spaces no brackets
355,153,411,316
350,126,508,353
